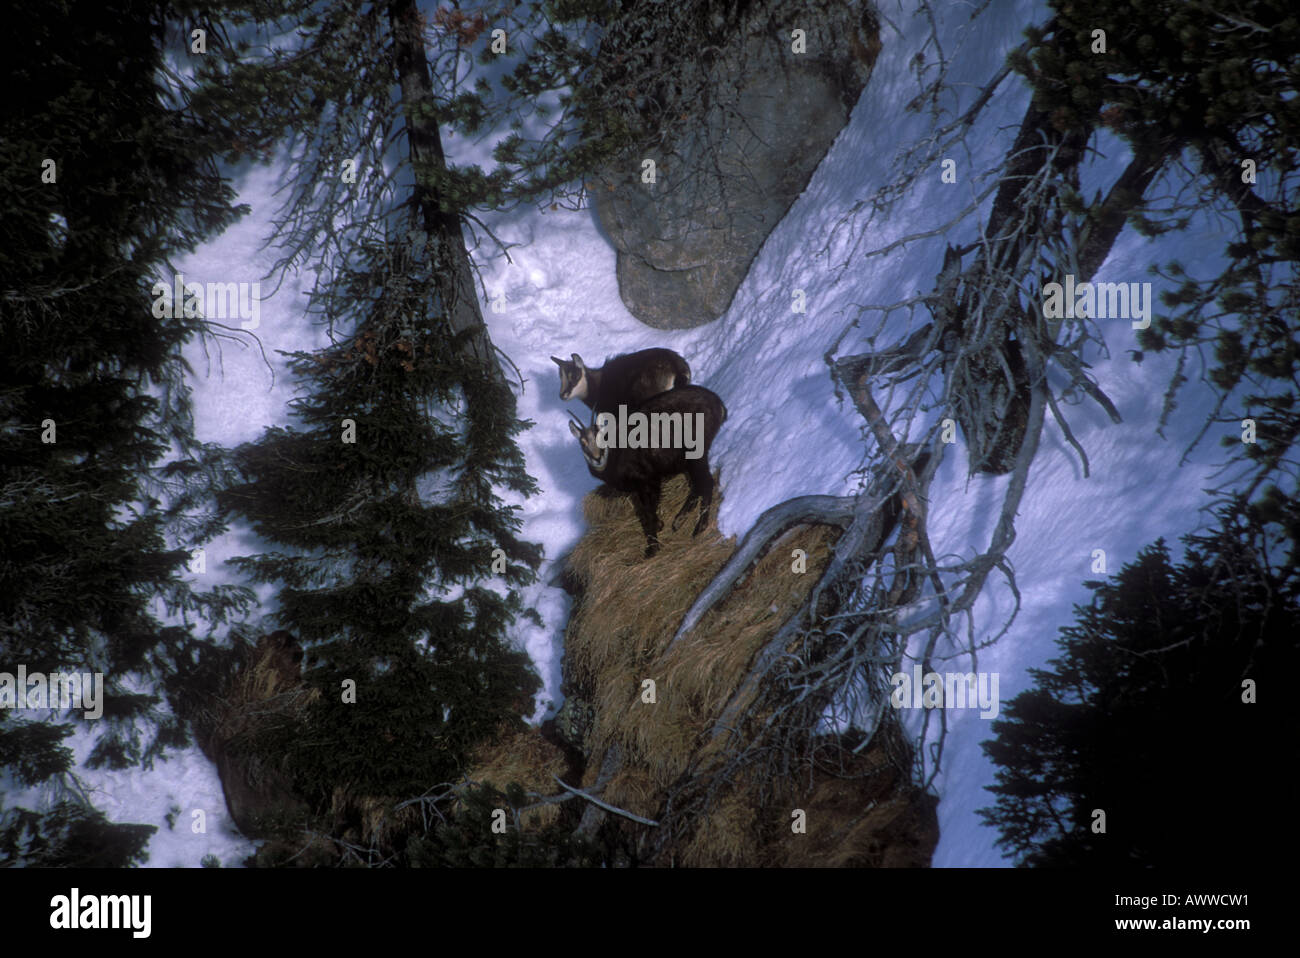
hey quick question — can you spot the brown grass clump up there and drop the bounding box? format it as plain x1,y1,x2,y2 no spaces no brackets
774,777,940,868
192,632,320,755
675,790,760,867
566,475,734,680
684,728,940,868
565,474,841,793
601,764,661,822
328,788,425,855
193,632,418,864
460,724,571,829
560,475,940,866
189,633,320,847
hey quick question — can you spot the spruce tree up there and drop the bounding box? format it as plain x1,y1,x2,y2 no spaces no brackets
977,504,1296,867
189,1,552,857
0,0,251,864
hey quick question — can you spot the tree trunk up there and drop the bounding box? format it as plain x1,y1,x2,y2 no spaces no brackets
388,0,501,381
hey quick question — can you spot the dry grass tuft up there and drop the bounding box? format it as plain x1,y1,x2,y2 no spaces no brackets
461,724,570,828
561,475,940,866
566,474,841,790
603,763,662,822
191,635,319,766
677,791,759,867
329,788,425,852
762,732,941,868
667,729,939,867
194,635,422,860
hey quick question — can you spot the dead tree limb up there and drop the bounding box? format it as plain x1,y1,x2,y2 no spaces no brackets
573,745,622,839
552,771,659,828
706,445,930,752
669,494,858,647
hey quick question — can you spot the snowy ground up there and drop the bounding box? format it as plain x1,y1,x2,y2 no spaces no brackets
34,0,1239,866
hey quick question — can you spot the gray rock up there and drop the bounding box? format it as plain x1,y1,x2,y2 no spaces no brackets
553,694,595,754
593,0,881,329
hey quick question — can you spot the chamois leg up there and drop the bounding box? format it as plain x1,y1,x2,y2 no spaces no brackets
691,465,715,537
634,482,663,557
672,457,713,536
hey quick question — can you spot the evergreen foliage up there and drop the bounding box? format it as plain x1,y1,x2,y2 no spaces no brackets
191,1,546,854
407,782,606,867
0,802,156,868
0,0,252,863
978,504,1296,867
484,0,761,207
1020,0,1299,513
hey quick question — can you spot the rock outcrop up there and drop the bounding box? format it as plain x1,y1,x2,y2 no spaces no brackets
593,0,881,328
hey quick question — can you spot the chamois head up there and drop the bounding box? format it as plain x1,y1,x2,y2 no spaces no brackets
567,409,606,469
552,353,590,403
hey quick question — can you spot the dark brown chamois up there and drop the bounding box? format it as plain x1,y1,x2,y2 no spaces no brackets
568,385,726,557
551,348,690,415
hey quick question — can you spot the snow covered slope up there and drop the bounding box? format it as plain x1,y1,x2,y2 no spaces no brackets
477,0,1229,866
64,0,1233,866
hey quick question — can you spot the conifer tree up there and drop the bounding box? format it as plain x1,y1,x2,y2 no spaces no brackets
977,503,1296,867
189,1,553,855
1015,0,1299,519
0,0,251,864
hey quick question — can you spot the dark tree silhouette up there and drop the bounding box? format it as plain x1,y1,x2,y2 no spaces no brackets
978,504,1296,867
189,0,551,862
0,0,252,865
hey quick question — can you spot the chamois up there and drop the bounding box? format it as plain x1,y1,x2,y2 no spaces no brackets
569,385,726,558
551,348,690,414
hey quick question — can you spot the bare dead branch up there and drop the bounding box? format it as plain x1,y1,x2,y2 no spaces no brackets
669,494,857,646
551,772,659,827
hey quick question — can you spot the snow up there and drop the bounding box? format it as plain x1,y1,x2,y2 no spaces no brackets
36,0,1241,866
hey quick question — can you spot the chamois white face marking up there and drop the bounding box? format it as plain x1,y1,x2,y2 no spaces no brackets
567,353,589,401
569,420,607,469
553,354,589,401
567,370,588,402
